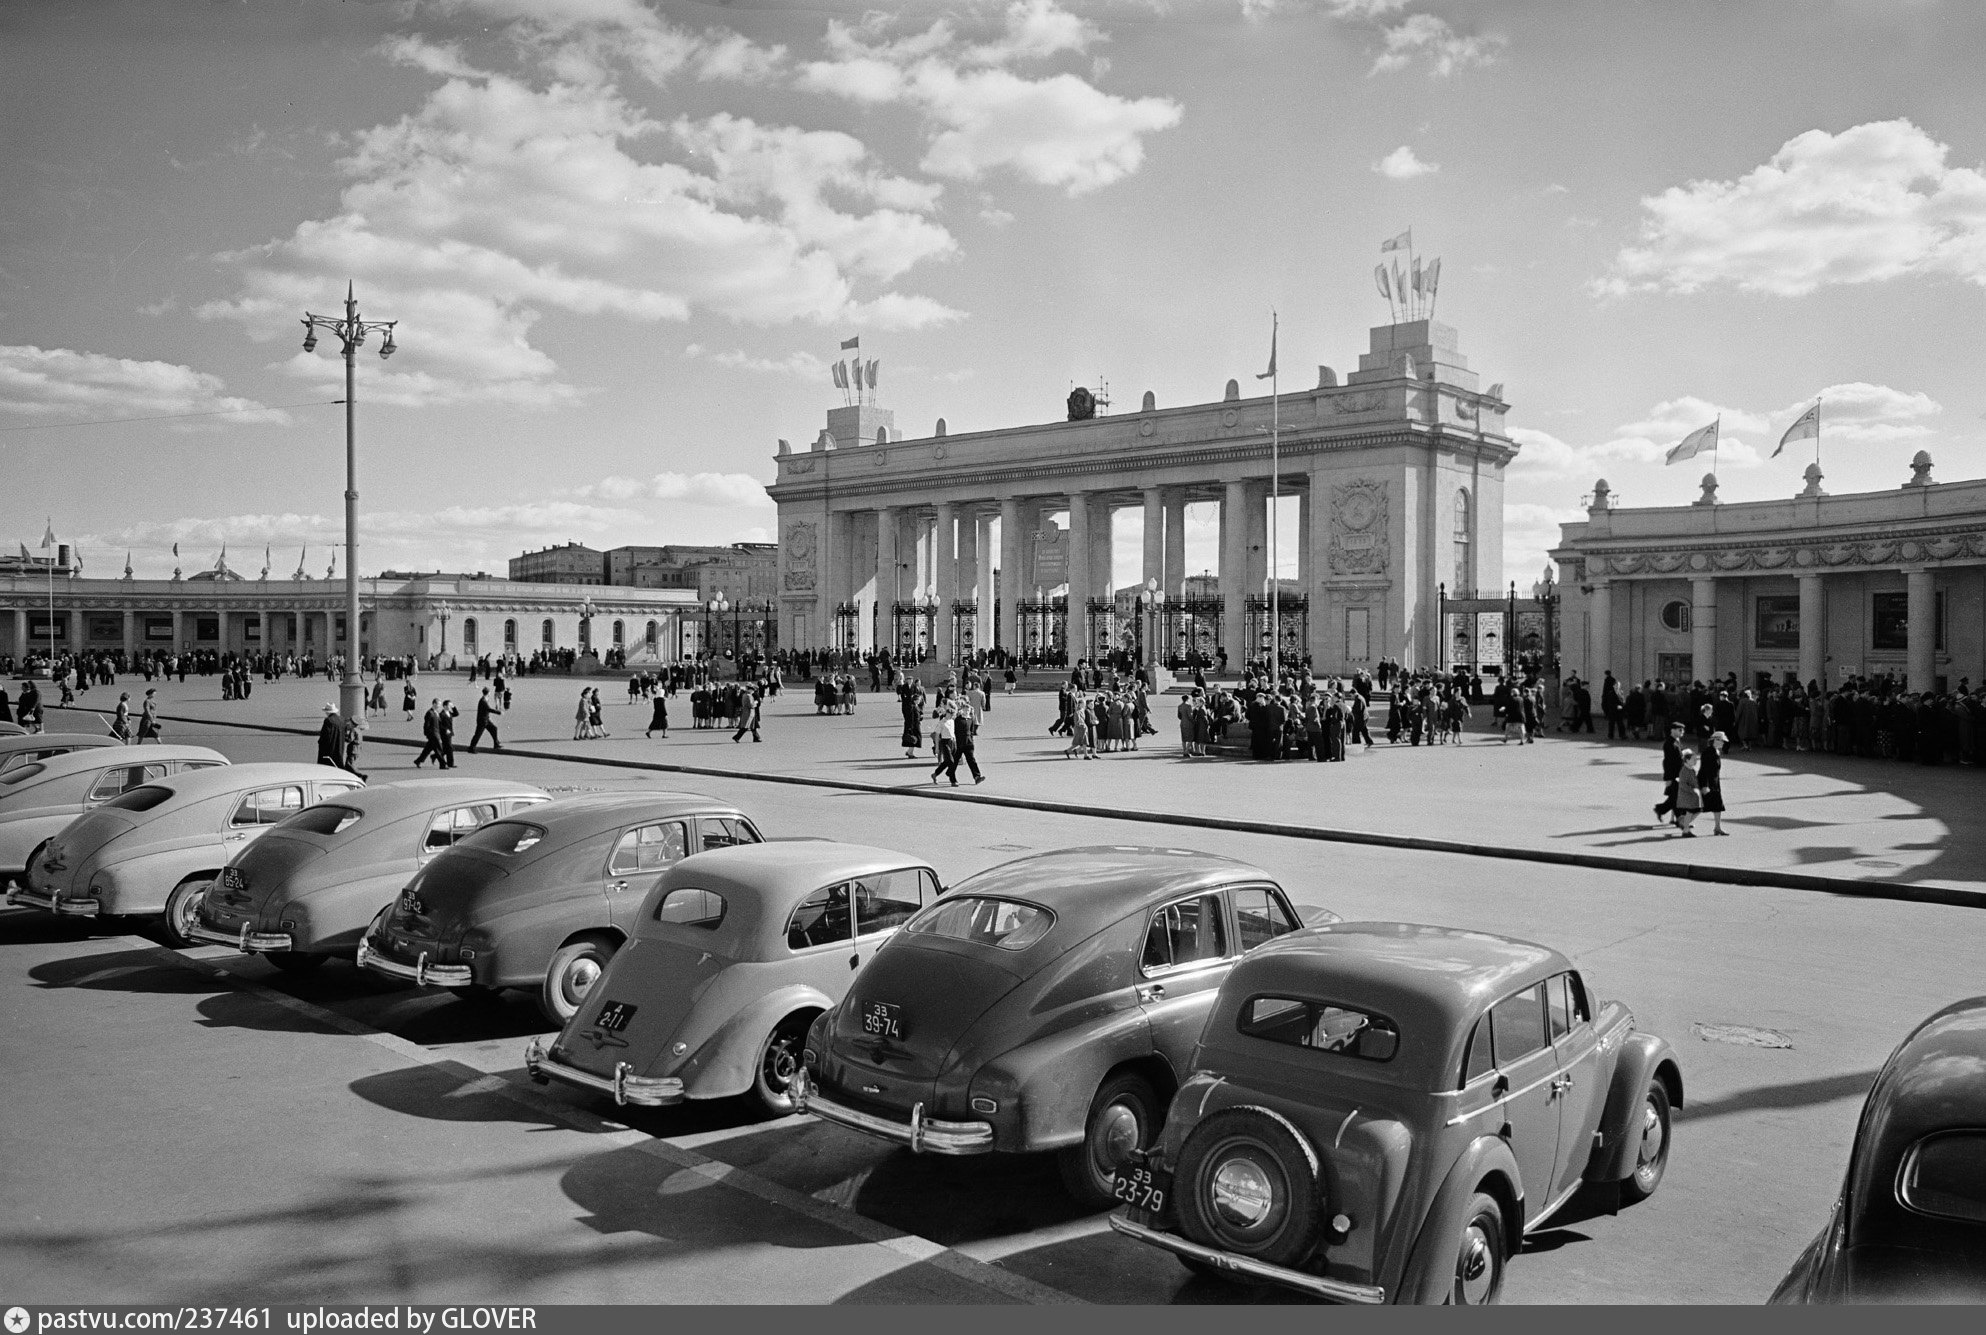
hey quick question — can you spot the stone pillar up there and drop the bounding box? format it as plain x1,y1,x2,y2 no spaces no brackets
1140,487,1164,595
974,513,995,648
122,607,136,657
934,503,957,660
1222,480,1248,666
1906,567,1936,692
1797,574,1824,688
11,609,27,662
1163,491,1186,595
1690,576,1717,683
1245,482,1268,597
1587,582,1612,681
874,506,898,651
998,498,1021,655
1297,487,1313,587
1067,491,1092,662
170,609,183,653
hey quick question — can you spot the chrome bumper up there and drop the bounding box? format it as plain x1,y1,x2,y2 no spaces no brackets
789,1068,993,1155
6,886,98,916
355,936,471,986
522,1037,685,1107
187,920,294,953
1107,1215,1386,1305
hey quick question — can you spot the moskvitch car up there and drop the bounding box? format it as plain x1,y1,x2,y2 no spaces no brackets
791,846,1335,1207
526,842,942,1115
358,791,766,1025
189,778,551,972
1110,922,1682,1305
14,762,363,944
0,733,122,776
1770,995,1986,1304
1,745,228,894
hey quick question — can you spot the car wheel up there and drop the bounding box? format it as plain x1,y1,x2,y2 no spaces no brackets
161,877,213,948
266,951,325,975
752,1012,814,1117
1057,1072,1160,1209
1448,1192,1506,1305
1173,1108,1322,1266
539,935,615,1027
1620,1079,1672,1203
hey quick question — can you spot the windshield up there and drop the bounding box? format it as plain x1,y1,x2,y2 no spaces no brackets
454,820,546,855
904,895,1054,951
102,786,174,814
283,804,363,836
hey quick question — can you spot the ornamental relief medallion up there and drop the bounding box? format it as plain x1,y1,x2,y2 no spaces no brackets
1328,479,1388,576
1326,391,1384,415
782,521,818,591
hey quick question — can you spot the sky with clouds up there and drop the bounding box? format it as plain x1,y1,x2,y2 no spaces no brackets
3,0,1983,586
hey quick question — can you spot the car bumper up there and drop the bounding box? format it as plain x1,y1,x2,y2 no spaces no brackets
6,886,97,916
522,1037,685,1107
1107,1215,1386,1305
187,920,294,952
355,936,472,986
789,1068,993,1155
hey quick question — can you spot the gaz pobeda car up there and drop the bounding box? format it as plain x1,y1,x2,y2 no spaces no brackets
791,846,1336,1207
189,778,551,973
0,732,123,776
1,744,228,893
1109,922,1682,1305
359,791,766,1024
1771,995,1986,1304
14,762,362,943
527,842,942,1115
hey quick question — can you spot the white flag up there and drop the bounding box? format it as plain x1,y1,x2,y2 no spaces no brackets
1665,419,1719,466
851,360,864,391
40,521,56,549
1773,400,1820,458
1374,265,1391,299
1380,228,1412,253
1256,312,1277,380
866,358,878,389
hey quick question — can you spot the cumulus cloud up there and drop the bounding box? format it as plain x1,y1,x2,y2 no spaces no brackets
1369,12,1505,76
1774,382,1941,444
1373,145,1438,179
0,345,290,429
683,344,830,380
199,45,961,406
1503,500,1587,573
797,2,1182,195
573,471,773,508
1598,119,1986,297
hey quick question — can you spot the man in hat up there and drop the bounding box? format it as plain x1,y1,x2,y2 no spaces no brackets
315,704,344,767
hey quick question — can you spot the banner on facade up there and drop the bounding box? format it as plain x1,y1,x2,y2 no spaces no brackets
1031,527,1068,588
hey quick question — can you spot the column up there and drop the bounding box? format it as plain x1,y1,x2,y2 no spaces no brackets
1141,487,1164,592
1690,576,1717,682
170,609,183,653
1797,574,1824,688
974,513,995,648
121,608,136,657
1906,568,1936,692
11,609,26,662
934,502,957,660
873,506,898,651
1587,581,1612,681
1245,482,1269,597
1066,491,1092,661
1221,480,1248,666
998,498,1021,655
1297,487,1313,588
1163,490,1186,595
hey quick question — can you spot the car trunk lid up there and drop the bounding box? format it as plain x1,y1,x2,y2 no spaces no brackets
553,935,726,1079
825,939,1022,1112
204,833,328,929
382,851,506,948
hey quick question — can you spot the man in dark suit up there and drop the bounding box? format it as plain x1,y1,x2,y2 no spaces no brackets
315,704,343,767
413,699,441,768
436,699,459,768
954,697,985,783
467,687,503,753
1602,671,1625,739
1652,722,1686,826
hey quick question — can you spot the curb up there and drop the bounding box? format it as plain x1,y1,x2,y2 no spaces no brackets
64,704,1984,915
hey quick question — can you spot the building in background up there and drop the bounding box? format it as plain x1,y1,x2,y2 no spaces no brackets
606,544,778,599
507,542,607,585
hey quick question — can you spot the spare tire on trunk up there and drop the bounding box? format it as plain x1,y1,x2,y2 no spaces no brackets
1174,1107,1323,1268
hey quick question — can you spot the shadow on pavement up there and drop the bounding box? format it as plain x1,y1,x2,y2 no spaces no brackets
28,947,222,994
1675,1069,1879,1123
559,1141,847,1251
346,1062,781,1140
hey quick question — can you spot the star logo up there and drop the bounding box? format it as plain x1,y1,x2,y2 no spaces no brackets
6,1306,31,1334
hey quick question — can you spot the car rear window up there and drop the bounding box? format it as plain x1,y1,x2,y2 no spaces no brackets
102,785,174,814
1899,1130,1986,1224
904,895,1054,951
0,763,45,785
455,821,545,855
285,804,363,836
1239,995,1400,1062
655,887,727,929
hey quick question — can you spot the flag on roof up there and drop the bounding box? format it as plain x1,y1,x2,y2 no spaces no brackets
1380,228,1412,253
1773,400,1820,458
40,521,55,549
840,336,860,350
1256,312,1277,381
1665,418,1719,466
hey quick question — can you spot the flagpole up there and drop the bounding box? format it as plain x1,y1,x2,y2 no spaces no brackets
1270,313,1280,683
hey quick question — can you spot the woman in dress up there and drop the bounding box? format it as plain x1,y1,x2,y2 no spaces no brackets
574,689,591,740
1699,732,1728,835
900,683,923,758
1674,750,1703,836
1177,691,1197,756
588,687,608,738
646,689,669,738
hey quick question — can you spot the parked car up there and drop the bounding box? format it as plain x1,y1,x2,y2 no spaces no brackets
0,721,26,737
1770,996,1986,1304
1108,921,1682,1305
526,842,941,1115
791,846,1335,1207
0,744,228,892
0,733,121,776
358,791,767,1025
189,778,551,973
12,762,362,943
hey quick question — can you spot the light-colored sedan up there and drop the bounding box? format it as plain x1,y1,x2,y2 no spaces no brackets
16,762,364,944
0,733,122,776
191,778,551,973
526,841,941,1115
0,744,228,889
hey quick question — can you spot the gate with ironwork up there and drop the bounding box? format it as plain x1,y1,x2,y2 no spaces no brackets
1017,597,1066,661
1244,595,1308,667
1160,598,1225,666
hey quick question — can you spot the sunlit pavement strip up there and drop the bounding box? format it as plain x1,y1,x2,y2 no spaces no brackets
149,936,1081,1305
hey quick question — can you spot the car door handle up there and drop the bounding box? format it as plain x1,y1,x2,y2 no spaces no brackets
1550,1076,1574,1097
1137,983,1166,1002
224,832,248,842
608,880,629,892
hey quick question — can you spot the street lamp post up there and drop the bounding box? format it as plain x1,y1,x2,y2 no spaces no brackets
301,283,397,725
436,599,451,659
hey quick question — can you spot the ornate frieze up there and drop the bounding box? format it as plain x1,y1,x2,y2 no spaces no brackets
782,520,819,591
1587,529,1986,577
1328,479,1389,576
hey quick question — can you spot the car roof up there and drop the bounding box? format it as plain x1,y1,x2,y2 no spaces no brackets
943,846,1274,942
1846,995,1986,1242
644,842,932,948
137,761,351,802
330,778,548,815
491,789,741,842
6,743,227,781
0,733,120,755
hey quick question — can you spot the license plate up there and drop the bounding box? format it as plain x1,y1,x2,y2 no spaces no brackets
595,1000,637,1033
860,1000,904,1040
221,867,244,894
1113,1164,1171,1213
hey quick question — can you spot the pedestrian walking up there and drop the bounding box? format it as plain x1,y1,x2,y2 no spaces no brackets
646,691,669,738
341,712,367,780
111,692,133,744
1652,723,1686,826
954,697,986,782
732,683,763,743
402,680,418,720
1674,750,1703,836
437,699,460,768
467,687,503,752
573,689,591,740
315,704,344,767
414,699,442,768
137,689,161,743
930,703,960,785
1700,732,1729,835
